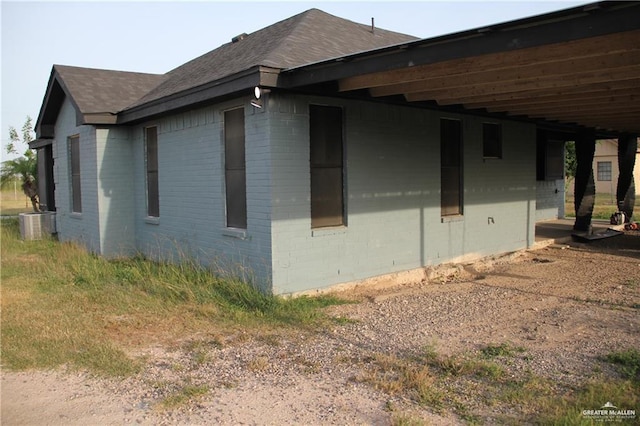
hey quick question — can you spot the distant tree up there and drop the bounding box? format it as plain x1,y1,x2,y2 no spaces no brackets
1,116,39,211
565,141,577,179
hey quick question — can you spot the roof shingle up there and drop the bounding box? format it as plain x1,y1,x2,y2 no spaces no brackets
53,65,166,114
129,9,417,108
40,9,417,126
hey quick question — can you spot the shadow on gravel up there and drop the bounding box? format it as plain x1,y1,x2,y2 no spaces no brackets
578,232,640,259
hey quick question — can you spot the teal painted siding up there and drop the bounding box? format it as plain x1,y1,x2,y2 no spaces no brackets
51,93,537,295
536,179,566,221
131,100,273,290
52,98,101,253
96,127,136,256
269,94,537,294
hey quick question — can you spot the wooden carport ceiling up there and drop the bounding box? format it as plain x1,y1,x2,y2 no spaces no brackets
278,2,640,136
338,28,640,134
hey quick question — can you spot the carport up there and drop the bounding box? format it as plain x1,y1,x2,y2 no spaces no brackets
279,1,639,231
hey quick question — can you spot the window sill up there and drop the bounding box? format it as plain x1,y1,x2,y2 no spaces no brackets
441,215,464,223
70,212,82,219
145,216,160,225
311,226,347,237
222,227,248,240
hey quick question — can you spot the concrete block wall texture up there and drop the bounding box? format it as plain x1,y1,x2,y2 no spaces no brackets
52,92,537,295
52,98,101,253
96,127,136,256
131,99,273,290
536,178,565,221
269,94,537,294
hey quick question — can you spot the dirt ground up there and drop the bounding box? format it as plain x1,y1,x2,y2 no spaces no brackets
2,230,639,425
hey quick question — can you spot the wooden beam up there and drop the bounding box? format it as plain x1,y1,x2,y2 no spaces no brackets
339,29,640,92
484,93,640,115
571,121,635,133
370,50,640,98
510,112,640,124
464,87,640,109
403,66,640,103
426,78,640,105
538,114,640,133
545,110,640,120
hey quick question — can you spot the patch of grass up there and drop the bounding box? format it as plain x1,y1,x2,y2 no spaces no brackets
364,344,640,424
0,219,349,377
497,374,556,407
422,346,506,380
182,340,217,367
158,383,209,409
536,380,639,425
602,349,640,381
620,278,639,289
247,355,270,372
565,192,640,220
390,413,427,426
331,315,358,325
481,342,526,359
357,354,445,410
358,345,571,423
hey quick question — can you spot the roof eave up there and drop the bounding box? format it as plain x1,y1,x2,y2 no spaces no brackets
35,66,100,138
29,138,53,149
34,68,64,139
118,66,280,124
82,113,119,125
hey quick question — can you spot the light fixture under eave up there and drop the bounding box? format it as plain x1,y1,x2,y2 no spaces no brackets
252,86,271,109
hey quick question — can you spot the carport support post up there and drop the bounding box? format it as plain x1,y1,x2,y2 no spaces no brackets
573,131,596,231
616,134,637,222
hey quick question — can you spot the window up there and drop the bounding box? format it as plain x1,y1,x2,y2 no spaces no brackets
224,108,247,229
441,119,463,216
597,161,612,181
536,138,564,181
310,105,344,228
482,122,502,159
69,135,82,213
145,127,159,217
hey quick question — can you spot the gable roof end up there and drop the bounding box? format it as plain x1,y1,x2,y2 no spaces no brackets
34,65,165,138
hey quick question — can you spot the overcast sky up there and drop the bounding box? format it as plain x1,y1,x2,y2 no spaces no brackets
1,0,586,155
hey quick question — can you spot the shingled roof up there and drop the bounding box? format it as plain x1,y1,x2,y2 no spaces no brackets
35,65,165,137
129,9,417,109
54,65,166,115
35,8,416,132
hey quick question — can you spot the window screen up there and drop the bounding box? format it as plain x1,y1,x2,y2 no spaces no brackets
224,108,247,229
545,140,564,180
536,138,565,181
483,122,502,159
310,105,344,228
145,127,159,217
441,119,463,216
69,135,82,213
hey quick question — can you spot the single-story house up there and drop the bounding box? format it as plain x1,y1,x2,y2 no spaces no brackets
30,2,639,294
593,139,640,196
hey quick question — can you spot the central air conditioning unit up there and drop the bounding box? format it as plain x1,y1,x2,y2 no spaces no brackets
19,212,57,240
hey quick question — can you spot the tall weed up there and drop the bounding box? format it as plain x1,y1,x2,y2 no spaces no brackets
0,219,346,376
